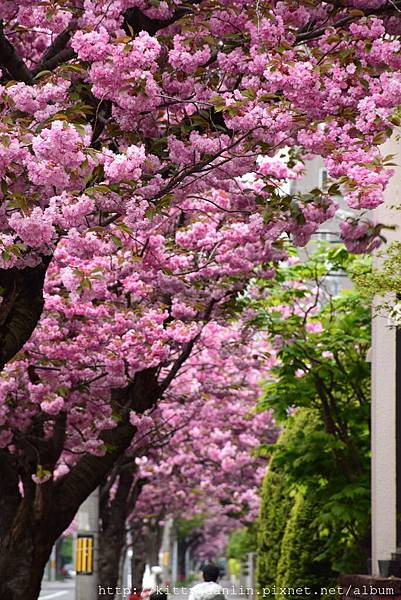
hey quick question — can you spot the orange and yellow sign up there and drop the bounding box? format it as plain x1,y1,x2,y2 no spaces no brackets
76,535,94,575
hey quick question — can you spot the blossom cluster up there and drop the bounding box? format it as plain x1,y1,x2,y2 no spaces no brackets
128,328,278,559
0,0,398,269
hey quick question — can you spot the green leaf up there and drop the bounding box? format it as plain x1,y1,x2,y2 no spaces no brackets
110,234,122,249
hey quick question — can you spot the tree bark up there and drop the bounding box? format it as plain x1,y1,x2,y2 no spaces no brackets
0,369,160,600
129,522,162,594
131,535,147,595
98,466,148,599
146,522,162,569
0,481,66,600
0,260,50,370
98,471,135,598
0,527,53,600
177,539,189,582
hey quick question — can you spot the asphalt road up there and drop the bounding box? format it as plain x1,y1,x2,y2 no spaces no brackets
39,580,75,600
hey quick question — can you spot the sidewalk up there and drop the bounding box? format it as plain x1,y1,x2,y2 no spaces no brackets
39,579,75,600
220,581,256,600
166,581,253,600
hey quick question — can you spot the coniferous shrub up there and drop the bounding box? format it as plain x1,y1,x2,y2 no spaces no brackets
256,463,294,590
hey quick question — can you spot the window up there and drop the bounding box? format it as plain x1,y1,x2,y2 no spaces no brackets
319,167,329,191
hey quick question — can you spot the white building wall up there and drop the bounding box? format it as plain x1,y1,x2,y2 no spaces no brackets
371,136,401,573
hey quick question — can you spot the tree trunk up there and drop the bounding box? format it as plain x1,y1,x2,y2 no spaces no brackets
127,521,163,594
98,467,147,599
98,471,134,598
0,369,160,599
177,539,188,582
0,487,66,600
0,528,53,600
146,523,162,568
98,536,126,599
131,550,147,595
130,527,150,594
56,538,63,578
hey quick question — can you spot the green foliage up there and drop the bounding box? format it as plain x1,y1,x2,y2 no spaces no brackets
227,524,257,560
228,558,240,579
60,536,73,562
256,458,294,590
254,250,371,424
352,240,401,308
254,245,371,582
267,411,371,571
276,492,333,598
176,516,205,542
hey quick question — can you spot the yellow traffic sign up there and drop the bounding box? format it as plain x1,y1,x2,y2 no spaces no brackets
76,535,94,575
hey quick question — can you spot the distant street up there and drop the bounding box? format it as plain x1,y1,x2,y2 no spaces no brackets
39,580,75,600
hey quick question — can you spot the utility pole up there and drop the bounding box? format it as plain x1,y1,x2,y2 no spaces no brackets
49,545,57,581
160,519,173,584
75,488,99,600
171,536,178,585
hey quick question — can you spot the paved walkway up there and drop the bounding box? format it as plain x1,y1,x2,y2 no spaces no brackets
167,581,249,600
37,577,248,600
39,580,75,600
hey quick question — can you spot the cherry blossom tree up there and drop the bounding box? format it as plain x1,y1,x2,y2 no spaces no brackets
0,0,400,366
0,205,279,600
111,339,277,595
95,319,278,594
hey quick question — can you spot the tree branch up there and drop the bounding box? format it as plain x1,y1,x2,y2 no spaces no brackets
37,21,78,68
296,0,401,44
52,368,160,537
160,298,217,391
123,1,203,36
0,20,32,84
30,2,204,81
0,258,51,370
32,47,77,76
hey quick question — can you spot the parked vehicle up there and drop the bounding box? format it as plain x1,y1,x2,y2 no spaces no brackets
61,563,76,578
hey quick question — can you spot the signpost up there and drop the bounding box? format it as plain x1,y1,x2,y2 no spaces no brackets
75,489,99,600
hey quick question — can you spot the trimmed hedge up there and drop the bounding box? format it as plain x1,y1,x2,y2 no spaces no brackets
257,410,335,597
256,463,294,590
276,492,333,598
